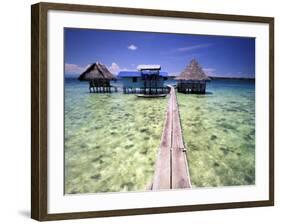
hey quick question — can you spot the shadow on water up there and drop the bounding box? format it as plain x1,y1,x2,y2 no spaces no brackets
18,210,30,218
204,91,213,95
177,91,213,95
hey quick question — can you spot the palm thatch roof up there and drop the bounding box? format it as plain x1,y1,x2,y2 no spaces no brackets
78,62,116,81
175,59,210,81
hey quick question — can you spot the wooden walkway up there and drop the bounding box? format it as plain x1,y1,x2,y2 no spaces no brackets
151,86,192,190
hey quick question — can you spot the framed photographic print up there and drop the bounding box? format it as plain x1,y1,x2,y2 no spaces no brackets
31,2,274,221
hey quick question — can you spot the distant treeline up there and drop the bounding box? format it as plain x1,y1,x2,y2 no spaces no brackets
209,76,255,80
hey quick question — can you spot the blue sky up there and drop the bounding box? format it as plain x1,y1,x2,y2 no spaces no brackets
64,28,255,78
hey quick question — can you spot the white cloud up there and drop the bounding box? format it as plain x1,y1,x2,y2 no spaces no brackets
168,72,180,77
108,62,121,75
108,62,131,75
203,68,216,76
128,44,138,51
65,63,89,75
177,44,212,52
65,62,131,76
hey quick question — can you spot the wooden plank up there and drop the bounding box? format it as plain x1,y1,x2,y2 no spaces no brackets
171,88,185,149
152,146,171,190
152,94,173,189
170,86,192,189
152,86,192,190
171,148,192,189
160,95,173,148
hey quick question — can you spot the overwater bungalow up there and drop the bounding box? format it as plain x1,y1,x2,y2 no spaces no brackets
175,59,210,94
78,62,117,93
118,65,169,95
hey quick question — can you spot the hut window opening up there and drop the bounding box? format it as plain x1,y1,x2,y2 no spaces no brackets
132,77,137,83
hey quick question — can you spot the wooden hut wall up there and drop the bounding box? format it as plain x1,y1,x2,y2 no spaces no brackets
89,79,117,93
122,77,165,88
177,81,206,93
90,79,111,87
122,77,145,88
145,76,164,88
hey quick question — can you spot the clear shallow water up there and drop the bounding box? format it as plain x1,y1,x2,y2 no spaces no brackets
65,78,255,194
64,79,167,194
177,79,255,187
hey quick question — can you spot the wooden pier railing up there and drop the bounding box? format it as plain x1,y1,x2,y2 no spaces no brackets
152,86,192,190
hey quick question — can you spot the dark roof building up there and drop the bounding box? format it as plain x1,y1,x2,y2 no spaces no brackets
118,65,169,95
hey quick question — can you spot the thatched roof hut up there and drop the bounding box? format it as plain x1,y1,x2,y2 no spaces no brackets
175,59,210,94
78,62,116,81
175,59,210,81
78,62,117,93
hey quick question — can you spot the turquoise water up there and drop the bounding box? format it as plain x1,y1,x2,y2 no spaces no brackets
177,79,255,187
64,79,167,194
65,78,255,194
